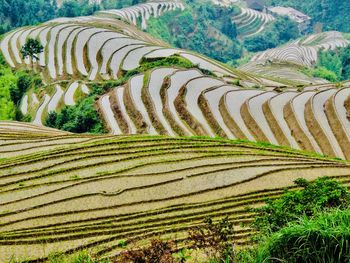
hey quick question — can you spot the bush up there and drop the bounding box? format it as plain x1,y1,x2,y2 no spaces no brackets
252,177,350,234
244,16,300,52
0,52,42,121
118,238,176,263
187,216,235,262
256,209,350,263
45,96,106,134
312,66,339,82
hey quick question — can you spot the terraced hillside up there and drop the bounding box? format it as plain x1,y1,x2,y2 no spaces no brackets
1,2,350,161
97,66,350,159
239,31,349,83
1,10,350,159
247,31,349,68
0,7,245,84
232,7,275,38
98,1,185,30
1,121,350,262
211,0,274,38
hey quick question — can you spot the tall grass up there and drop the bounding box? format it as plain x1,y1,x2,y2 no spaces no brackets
255,209,350,263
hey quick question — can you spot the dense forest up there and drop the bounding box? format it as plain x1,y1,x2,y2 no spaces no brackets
146,1,300,65
146,3,243,65
0,0,144,34
266,0,350,32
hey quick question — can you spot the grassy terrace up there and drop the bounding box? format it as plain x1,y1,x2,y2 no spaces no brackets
0,122,350,262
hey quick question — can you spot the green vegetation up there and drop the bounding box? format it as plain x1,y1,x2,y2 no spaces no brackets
244,16,300,52
255,209,350,263
13,177,349,263
188,216,235,262
252,177,350,234
57,0,101,18
304,45,350,82
44,55,205,134
146,2,242,64
20,38,43,62
266,0,350,33
0,53,40,121
48,250,108,263
124,55,196,78
45,96,106,134
2,125,350,263
0,0,56,34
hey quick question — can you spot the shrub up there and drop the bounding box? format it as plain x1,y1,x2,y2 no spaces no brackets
244,16,300,52
187,216,235,262
117,238,176,263
252,177,350,234
312,66,339,82
45,96,106,134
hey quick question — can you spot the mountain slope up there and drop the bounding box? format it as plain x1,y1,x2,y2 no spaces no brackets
0,121,349,261
1,2,350,160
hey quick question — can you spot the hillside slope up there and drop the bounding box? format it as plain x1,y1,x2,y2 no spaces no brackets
1,121,350,261
1,3,350,160
266,0,350,33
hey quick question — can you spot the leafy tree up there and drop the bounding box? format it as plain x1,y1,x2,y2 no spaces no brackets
221,18,237,39
0,53,40,121
45,111,58,128
340,45,350,80
20,38,43,68
308,46,350,82
252,177,350,234
266,0,350,33
312,66,338,82
45,96,106,134
244,16,300,52
318,50,342,78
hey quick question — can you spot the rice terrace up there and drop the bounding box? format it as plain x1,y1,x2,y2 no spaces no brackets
0,0,350,262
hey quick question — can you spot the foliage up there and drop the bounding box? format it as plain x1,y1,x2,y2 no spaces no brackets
311,66,339,82
173,248,192,263
146,2,242,64
255,209,350,263
318,50,343,77
45,96,106,134
20,38,43,61
244,16,300,52
252,177,350,234
266,0,350,33
0,53,41,121
57,0,101,18
0,0,106,34
125,55,195,78
0,64,17,120
0,0,56,34
187,216,235,262
117,238,176,263
47,250,109,263
307,45,350,82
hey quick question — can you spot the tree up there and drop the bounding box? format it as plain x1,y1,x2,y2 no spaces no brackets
20,38,43,68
